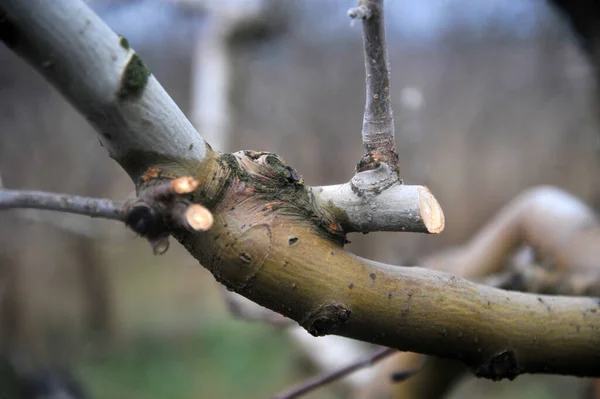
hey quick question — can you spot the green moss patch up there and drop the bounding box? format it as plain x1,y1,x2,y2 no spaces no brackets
118,53,150,100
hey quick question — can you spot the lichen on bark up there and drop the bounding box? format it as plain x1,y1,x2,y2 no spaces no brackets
118,53,150,100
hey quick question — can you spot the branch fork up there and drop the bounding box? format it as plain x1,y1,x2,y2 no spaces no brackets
5,0,600,388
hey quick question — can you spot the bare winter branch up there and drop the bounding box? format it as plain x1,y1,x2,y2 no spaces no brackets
272,347,397,399
0,189,124,221
312,175,444,234
0,177,213,254
4,0,600,383
350,0,398,173
337,0,446,234
0,0,209,180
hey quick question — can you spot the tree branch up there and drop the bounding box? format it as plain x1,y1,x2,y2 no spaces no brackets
0,0,210,180
330,0,445,234
311,171,444,234
349,0,398,172
0,190,123,221
272,347,397,399
0,178,213,254
3,0,600,382
353,352,463,399
421,186,600,278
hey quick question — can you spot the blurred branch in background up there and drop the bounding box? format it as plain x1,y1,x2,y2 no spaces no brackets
273,347,398,399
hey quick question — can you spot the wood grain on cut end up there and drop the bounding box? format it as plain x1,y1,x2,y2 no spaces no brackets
418,186,445,234
186,204,214,231
171,176,200,194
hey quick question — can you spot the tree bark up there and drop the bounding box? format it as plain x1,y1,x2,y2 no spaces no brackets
2,0,600,380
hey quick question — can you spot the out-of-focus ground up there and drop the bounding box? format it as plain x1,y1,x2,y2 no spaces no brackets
0,0,598,397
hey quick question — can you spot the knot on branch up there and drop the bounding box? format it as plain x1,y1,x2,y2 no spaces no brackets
125,176,213,254
241,151,304,186
301,303,351,336
350,162,399,197
221,151,345,244
347,4,373,20
474,350,521,381
356,150,400,176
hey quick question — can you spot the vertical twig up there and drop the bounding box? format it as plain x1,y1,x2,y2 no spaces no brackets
349,0,399,175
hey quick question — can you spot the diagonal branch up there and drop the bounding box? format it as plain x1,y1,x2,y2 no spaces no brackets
272,347,397,399
0,0,210,180
3,0,600,382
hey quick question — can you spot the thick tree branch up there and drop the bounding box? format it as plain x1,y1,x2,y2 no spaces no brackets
3,0,600,382
0,0,210,180
176,153,600,378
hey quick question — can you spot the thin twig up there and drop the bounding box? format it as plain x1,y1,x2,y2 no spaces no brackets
0,189,124,220
349,0,399,173
272,347,397,399
0,177,213,254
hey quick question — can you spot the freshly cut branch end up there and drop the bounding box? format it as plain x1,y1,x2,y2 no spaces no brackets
185,204,214,231
312,182,445,234
171,176,200,194
124,175,214,253
347,5,372,20
419,186,444,234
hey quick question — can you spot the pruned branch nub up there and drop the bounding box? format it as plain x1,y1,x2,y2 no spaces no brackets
0,176,213,256
348,4,372,20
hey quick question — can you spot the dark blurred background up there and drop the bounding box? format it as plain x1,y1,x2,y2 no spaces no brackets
0,0,599,397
